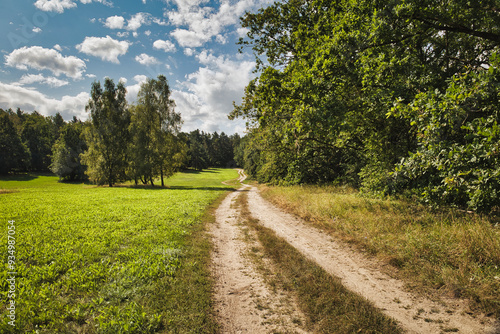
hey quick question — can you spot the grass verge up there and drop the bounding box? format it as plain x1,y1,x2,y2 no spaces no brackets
147,192,228,334
258,184,500,318
236,191,403,333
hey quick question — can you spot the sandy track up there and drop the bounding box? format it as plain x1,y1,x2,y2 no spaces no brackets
245,183,499,334
210,172,308,333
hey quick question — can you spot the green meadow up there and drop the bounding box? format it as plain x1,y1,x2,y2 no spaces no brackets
0,169,238,333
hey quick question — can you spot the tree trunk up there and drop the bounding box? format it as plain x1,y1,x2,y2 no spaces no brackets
109,170,113,187
161,166,164,187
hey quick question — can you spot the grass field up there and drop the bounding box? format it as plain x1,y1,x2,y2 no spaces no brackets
0,169,238,333
259,184,500,318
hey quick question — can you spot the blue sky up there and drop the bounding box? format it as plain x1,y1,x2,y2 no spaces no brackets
0,0,270,134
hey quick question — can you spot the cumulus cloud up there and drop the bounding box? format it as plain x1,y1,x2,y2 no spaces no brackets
104,15,125,29
153,39,176,53
76,35,130,63
0,81,89,120
127,12,150,31
125,74,148,101
34,0,77,13
135,53,160,66
103,12,153,31
173,51,255,133
4,46,86,79
170,29,206,48
17,74,69,88
167,0,267,47
34,0,113,13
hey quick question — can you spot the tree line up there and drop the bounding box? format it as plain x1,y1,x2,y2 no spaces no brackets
231,0,500,212
1,75,241,186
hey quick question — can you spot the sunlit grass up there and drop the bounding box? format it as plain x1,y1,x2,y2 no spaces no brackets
0,169,237,333
260,184,500,316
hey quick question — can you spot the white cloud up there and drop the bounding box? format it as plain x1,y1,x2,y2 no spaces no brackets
76,35,130,63
144,30,151,36
5,46,86,79
103,12,168,32
153,39,176,53
32,27,42,33
134,74,147,82
17,74,69,88
153,18,168,26
0,81,89,120
53,44,63,51
167,0,266,47
173,51,255,133
171,29,206,48
127,12,151,31
236,27,249,37
215,34,228,44
125,74,148,101
104,15,125,29
135,53,160,66
34,0,113,13
119,77,127,84
81,0,113,4
184,48,194,56
34,0,77,13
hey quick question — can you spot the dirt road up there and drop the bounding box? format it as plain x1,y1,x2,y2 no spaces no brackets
211,170,499,333
211,171,308,333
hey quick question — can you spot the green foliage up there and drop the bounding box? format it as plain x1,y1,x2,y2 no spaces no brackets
131,75,183,187
95,303,162,334
393,59,500,211
233,0,500,211
50,120,87,181
185,130,239,170
82,78,131,186
20,111,56,171
0,169,237,333
0,111,30,174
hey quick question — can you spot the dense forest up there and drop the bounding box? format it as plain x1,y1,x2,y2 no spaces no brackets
0,76,241,187
231,0,500,213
